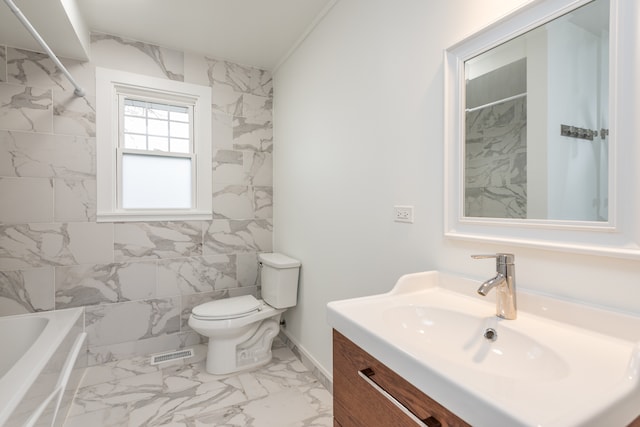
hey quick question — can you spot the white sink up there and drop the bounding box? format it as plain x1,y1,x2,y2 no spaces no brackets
382,305,569,381
327,271,640,427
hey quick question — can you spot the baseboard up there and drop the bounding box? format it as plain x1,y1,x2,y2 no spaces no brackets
279,328,333,394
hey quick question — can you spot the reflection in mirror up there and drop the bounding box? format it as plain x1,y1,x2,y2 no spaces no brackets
463,0,609,221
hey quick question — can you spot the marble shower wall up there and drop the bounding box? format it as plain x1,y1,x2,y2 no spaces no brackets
465,97,527,218
0,34,273,364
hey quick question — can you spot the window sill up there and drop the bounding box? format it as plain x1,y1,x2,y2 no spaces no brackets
96,210,213,223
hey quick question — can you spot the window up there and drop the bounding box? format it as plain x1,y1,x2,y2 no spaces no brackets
96,68,211,221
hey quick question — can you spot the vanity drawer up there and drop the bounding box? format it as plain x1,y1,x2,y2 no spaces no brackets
333,330,470,427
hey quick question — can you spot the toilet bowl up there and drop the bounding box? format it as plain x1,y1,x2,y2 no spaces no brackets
188,252,300,375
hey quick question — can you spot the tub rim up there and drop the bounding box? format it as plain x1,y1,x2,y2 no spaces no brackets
0,308,84,427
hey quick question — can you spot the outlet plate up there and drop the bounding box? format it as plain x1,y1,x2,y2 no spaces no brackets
394,205,414,223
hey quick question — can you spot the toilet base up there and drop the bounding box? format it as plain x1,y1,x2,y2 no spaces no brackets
205,315,282,375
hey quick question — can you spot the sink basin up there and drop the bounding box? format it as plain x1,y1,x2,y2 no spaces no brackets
382,305,569,381
327,271,640,427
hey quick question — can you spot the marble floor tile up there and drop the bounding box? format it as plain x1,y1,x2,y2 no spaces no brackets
63,342,332,427
79,354,161,389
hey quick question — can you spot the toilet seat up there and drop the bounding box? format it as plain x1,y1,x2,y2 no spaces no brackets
191,295,262,320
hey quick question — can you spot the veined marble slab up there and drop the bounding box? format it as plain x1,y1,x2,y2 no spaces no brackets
204,219,273,255
465,97,527,218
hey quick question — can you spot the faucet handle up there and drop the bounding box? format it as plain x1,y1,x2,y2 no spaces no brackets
471,253,514,264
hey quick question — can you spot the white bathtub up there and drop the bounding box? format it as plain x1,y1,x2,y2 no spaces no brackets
0,308,86,427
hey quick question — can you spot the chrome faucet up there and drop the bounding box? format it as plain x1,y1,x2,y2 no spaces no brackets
471,253,517,320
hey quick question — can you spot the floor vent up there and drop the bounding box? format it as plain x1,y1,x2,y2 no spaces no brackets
150,348,194,365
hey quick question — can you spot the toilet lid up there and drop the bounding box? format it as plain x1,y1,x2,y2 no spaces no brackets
192,295,262,320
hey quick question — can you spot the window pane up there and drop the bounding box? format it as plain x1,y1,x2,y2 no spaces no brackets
124,116,146,134
148,136,168,151
170,121,189,138
122,97,193,155
124,133,147,150
170,138,190,153
170,111,189,122
124,105,145,116
148,119,168,136
148,108,169,120
121,153,191,209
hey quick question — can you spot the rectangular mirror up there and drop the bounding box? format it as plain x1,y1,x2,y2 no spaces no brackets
464,0,609,221
444,0,640,258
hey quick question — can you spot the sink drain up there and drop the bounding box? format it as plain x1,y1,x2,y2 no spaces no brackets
483,328,498,341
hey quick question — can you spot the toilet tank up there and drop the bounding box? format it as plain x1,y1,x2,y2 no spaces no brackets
258,253,301,309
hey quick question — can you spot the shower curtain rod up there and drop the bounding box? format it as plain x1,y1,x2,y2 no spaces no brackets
3,0,85,97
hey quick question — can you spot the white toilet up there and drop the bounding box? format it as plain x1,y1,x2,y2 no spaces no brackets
188,252,301,375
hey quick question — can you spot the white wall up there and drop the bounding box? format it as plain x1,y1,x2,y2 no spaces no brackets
273,0,640,379
527,27,549,219
547,19,604,221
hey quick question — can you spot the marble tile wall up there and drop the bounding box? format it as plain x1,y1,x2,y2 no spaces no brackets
0,34,274,364
465,97,527,218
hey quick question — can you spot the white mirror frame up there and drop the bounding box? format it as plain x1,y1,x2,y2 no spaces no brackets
444,0,640,259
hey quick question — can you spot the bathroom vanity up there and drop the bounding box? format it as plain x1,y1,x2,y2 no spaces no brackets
333,329,468,427
327,271,640,426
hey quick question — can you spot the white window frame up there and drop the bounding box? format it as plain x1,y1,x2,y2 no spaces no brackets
96,67,212,222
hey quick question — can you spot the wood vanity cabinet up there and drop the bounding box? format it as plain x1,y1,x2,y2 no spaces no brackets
333,329,640,427
333,330,470,427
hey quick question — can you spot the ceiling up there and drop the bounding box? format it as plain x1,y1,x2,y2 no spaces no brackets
0,0,336,70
